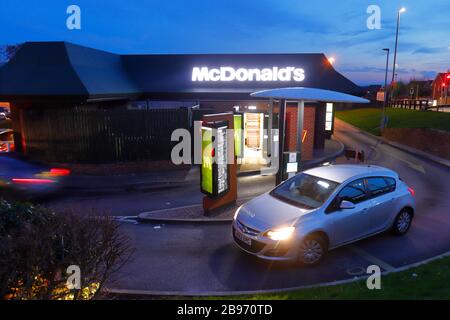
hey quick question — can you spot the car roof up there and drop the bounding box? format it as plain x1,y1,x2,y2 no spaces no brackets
303,164,397,183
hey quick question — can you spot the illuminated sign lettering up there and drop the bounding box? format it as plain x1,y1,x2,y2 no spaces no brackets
192,67,305,82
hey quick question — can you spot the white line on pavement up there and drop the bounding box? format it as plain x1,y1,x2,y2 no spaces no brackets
349,245,395,271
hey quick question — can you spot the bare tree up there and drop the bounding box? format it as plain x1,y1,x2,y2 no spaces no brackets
0,44,22,64
0,201,134,300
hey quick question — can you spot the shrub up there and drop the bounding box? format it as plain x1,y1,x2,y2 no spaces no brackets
0,200,133,300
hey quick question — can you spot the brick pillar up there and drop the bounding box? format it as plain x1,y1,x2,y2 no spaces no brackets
302,106,315,160
284,104,316,161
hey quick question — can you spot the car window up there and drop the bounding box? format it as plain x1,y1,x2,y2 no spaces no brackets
325,179,367,213
385,177,396,191
337,179,367,204
270,173,340,209
367,177,395,197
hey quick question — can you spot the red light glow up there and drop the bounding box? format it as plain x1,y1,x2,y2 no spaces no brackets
11,178,56,184
50,168,71,176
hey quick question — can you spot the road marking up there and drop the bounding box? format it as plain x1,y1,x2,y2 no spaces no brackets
349,245,395,271
346,266,366,276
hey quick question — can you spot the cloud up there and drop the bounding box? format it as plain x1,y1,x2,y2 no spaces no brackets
412,47,447,54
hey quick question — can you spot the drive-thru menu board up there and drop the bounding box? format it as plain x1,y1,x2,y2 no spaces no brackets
201,121,230,197
233,114,243,158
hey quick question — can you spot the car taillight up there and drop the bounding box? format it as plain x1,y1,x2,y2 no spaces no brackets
11,178,56,184
408,187,415,197
50,168,71,176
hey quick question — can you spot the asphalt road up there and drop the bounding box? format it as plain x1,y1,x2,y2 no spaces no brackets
107,119,450,293
45,172,275,216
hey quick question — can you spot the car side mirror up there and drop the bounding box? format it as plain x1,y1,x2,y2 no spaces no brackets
339,200,355,210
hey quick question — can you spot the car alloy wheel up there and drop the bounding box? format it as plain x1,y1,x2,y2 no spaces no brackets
396,211,411,233
298,239,323,265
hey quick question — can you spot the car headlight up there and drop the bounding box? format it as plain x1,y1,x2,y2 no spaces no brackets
264,226,295,241
233,206,242,220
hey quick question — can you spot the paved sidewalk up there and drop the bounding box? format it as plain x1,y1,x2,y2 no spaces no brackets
137,139,344,222
138,199,248,222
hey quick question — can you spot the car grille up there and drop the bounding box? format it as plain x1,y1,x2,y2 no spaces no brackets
233,231,266,253
233,220,265,253
235,219,261,237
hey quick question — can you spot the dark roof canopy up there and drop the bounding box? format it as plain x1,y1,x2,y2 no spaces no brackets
0,41,363,100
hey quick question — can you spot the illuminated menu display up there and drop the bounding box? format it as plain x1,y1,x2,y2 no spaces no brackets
201,127,213,194
233,114,243,158
200,121,230,197
216,125,228,194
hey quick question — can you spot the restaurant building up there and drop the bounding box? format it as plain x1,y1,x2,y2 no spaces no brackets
0,42,363,165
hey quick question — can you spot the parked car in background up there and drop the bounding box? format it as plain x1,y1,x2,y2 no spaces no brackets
0,154,70,200
233,164,415,266
0,129,14,153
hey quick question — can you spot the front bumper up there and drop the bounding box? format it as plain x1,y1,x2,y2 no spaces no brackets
232,220,298,261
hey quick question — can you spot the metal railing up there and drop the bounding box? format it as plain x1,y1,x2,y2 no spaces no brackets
388,99,432,111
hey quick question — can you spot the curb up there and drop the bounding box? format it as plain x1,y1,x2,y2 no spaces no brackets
386,141,450,168
136,142,345,224
137,198,257,224
237,170,264,177
336,119,450,169
303,139,345,169
236,139,345,177
137,214,233,224
105,250,450,297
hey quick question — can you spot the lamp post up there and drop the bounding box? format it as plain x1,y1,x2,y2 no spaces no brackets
381,48,390,131
391,7,406,86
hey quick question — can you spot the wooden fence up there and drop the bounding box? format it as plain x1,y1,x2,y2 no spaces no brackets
20,107,190,163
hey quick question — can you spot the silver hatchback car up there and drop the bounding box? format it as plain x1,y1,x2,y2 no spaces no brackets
232,164,415,266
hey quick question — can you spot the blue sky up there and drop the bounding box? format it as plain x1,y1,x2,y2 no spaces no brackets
1,0,449,85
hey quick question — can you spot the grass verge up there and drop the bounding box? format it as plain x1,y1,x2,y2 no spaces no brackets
207,255,450,300
335,108,450,135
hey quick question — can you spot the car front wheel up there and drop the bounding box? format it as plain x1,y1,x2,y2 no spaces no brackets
392,209,413,235
297,234,328,266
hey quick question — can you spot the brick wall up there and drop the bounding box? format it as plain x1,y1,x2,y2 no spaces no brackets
383,128,450,160
285,104,316,160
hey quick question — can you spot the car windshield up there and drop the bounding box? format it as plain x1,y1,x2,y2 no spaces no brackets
270,173,340,209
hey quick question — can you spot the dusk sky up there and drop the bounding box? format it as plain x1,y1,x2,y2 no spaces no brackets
1,0,449,86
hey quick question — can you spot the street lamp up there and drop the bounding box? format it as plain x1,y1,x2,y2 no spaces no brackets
391,7,406,85
381,48,390,131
